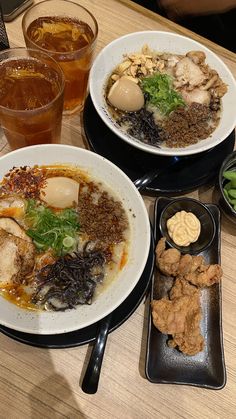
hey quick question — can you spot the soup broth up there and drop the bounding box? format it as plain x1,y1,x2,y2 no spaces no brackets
105,46,227,148
0,165,130,311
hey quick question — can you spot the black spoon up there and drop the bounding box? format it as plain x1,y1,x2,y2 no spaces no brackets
81,313,112,394
133,155,181,189
81,155,186,394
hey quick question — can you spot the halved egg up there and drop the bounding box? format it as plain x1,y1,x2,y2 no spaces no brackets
40,177,79,208
108,76,144,112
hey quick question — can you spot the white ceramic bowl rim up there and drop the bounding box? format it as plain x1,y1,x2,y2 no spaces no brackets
89,31,236,157
0,144,150,334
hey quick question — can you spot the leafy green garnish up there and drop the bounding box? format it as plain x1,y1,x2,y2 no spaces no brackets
25,199,80,256
141,73,185,115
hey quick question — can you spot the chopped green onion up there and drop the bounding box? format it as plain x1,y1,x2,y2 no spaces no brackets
141,73,185,115
63,236,76,248
25,199,80,256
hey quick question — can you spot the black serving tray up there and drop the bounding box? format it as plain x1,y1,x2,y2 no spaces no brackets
0,230,155,348
83,95,235,194
145,197,226,389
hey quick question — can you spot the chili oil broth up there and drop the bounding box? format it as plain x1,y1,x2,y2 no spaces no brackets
0,165,130,310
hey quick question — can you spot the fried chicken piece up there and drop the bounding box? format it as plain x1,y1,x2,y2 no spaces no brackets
169,277,198,300
168,280,204,355
169,331,204,356
168,293,204,356
177,254,223,287
152,291,203,355
155,236,166,259
176,252,222,287
151,297,190,334
177,254,203,276
185,264,223,287
153,239,222,356
155,238,222,287
156,237,181,276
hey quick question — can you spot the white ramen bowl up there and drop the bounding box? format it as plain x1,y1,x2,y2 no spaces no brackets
0,144,150,334
89,31,236,157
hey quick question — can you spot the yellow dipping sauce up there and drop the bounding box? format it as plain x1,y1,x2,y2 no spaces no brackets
167,210,201,247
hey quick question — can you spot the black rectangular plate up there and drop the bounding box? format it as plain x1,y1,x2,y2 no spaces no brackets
145,197,226,389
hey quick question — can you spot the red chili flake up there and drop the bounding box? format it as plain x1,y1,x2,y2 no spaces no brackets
0,166,47,199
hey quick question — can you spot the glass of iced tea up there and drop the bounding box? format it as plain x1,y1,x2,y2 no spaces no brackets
0,48,64,150
22,0,98,115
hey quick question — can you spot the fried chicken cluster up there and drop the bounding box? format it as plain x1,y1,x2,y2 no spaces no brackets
151,238,222,356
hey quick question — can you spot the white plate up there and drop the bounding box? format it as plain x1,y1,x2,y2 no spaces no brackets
89,31,236,156
0,144,150,334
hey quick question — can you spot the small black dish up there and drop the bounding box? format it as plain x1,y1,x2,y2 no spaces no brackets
145,197,226,389
159,197,216,255
218,150,236,224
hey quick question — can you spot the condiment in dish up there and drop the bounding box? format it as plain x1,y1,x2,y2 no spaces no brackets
159,197,216,254
166,210,201,247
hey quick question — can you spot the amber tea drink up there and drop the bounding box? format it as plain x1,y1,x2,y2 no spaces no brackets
0,48,64,150
22,0,98,114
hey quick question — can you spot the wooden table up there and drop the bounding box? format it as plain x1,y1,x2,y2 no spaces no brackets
1,1,236,418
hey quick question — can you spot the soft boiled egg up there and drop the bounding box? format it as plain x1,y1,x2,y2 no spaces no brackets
40,177,79,208
107,76,144,112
